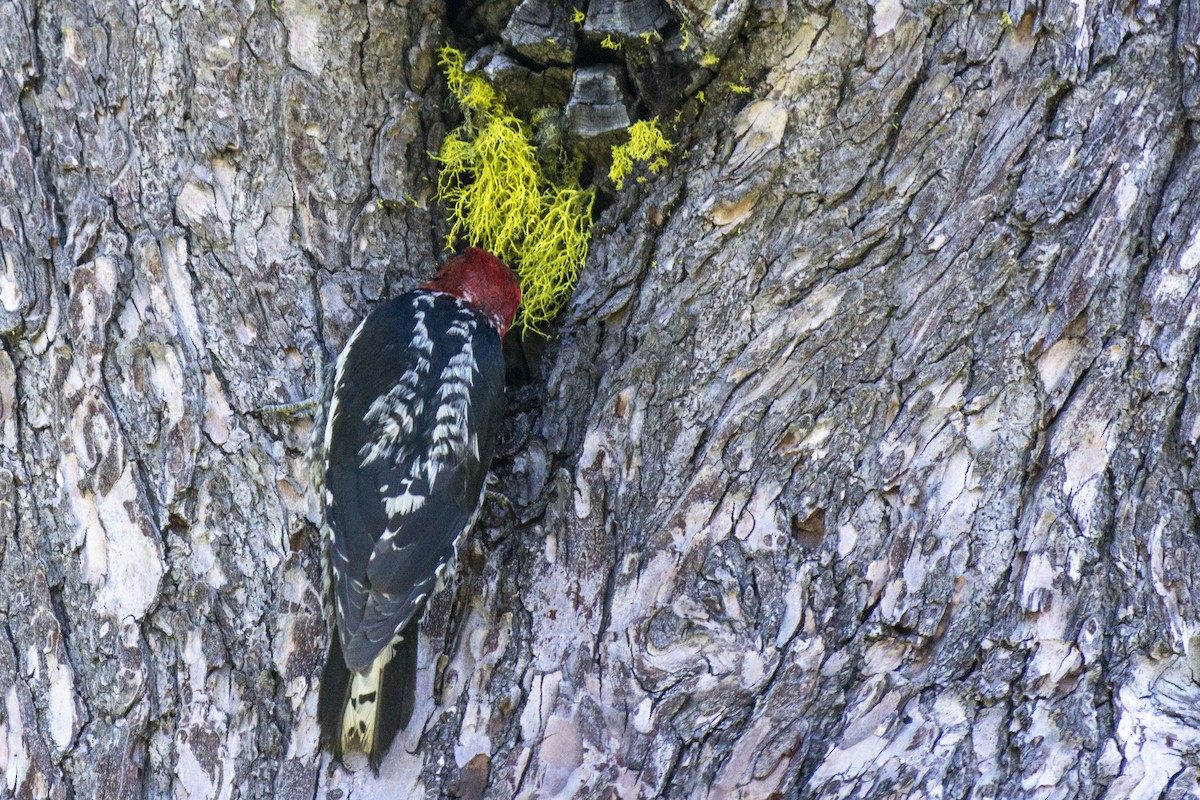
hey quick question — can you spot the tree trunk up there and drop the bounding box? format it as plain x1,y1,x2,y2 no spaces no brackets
2,0,1197,797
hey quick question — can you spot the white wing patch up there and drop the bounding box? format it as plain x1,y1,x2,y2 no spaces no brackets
426,323,476,470
384,490,426,516
358,307,432,469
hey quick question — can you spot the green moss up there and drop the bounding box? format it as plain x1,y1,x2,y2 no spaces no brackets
609,118,674,190
435,46,596,334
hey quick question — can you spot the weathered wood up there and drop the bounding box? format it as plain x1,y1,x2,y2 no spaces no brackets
583,0,673,39
502,0,577,66
2,0,1199,798
565,65,636,153
471,45,574,119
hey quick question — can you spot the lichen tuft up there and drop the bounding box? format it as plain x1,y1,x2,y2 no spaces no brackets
609,118,674,190
434,46,596,335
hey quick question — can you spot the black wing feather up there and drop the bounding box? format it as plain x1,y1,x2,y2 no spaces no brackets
324,291,505,673
317,634,352,756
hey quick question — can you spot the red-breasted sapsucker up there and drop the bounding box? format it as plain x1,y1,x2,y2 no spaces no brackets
314,248,520,770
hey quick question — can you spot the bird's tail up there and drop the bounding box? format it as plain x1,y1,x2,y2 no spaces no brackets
317,631,417,772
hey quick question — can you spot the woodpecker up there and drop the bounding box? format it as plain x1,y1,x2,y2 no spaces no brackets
314,248,520,770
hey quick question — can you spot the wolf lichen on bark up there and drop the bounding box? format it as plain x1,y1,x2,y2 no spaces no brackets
434,46,595,334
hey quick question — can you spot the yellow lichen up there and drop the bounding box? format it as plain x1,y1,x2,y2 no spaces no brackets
601,34,622,50
434,46,596,334
571,7,585,26
522,184,595,327
701,51,720,67
437,118,542,261
439,47,502,115
609,118,674,190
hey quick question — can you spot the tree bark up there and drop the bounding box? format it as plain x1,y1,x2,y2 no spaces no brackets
2,0,1198,798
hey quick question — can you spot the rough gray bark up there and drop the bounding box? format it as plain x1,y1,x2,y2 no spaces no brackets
1,0,1198,798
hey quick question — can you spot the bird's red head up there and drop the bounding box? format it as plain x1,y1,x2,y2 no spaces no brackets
421,248,521,337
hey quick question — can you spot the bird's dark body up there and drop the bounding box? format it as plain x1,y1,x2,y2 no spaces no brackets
316,288,506,769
